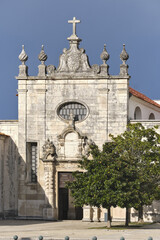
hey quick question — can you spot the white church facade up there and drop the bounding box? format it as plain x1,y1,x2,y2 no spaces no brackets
0,18,160,222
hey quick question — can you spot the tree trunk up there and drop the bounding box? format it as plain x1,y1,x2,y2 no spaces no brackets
106,207,111,228
125,207,130,227
138,205,144,223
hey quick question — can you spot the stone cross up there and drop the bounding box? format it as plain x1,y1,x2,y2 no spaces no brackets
68,17,80,36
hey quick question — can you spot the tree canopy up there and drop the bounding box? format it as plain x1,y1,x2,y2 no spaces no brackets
67,123,160,227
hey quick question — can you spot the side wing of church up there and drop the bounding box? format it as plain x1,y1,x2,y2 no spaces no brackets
0,18,160,222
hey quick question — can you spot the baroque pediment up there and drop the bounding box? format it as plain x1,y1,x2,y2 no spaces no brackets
45,17,107,76
57,45,91,73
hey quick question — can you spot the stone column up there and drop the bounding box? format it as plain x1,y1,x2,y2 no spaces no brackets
82,205,92,222
43,160,56,220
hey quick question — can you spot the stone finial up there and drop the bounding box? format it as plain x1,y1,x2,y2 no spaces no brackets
38,45,48,64
38,45,47,76
120,44,129,64
100,44,109,75
18,45,28,76
100,44,110,65
18,45,28,65
119,44,129,76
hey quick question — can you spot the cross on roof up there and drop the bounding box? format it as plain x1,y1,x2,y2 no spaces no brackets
68,17,80,36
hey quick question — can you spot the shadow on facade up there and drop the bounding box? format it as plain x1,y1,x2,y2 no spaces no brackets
1,136,82,222
1,136,160,225
0,136,53,222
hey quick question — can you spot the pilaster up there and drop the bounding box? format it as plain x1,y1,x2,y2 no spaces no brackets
43,160,56,220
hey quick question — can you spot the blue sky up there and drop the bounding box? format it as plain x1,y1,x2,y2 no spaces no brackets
0,0,160,119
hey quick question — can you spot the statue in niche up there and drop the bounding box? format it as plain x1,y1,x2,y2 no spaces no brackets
42,139,56,160
82,137,94,157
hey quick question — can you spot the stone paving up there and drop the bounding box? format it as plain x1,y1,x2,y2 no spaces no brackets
0,220,160,240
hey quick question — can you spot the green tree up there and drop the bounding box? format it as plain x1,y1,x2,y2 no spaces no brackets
67,123,160,227
67,142,118,227
110,123,160,225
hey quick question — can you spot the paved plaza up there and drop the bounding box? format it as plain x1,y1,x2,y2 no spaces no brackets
0,220,160,240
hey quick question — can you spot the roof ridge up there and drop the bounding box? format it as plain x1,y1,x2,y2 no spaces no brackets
129,87,160,108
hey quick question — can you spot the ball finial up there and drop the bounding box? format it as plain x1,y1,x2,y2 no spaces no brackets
100,43,109,65
120,43,129,64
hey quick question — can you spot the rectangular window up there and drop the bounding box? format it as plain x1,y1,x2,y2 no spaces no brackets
27,142,38,183
31,143,37,183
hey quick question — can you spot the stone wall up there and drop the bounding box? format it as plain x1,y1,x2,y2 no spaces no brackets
16,73,129,219
0,121,18,218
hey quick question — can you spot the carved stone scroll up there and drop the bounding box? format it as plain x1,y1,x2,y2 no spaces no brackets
42,139,56,161
43,161,56,220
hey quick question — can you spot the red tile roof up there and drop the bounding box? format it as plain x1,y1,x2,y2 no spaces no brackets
0,132,9,137
129,87,160,109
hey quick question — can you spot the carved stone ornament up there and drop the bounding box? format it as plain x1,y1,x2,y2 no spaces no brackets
100,44,110,65
57,119,94,161
82,137,95,157
19,45,28,65
57,124,86,160
18,45,28,76
120,44,129,64
119,44,129,76
57,46,91,73
38,45,48,64
47,65,56,76
91,64,100,74
68,112,75,128
56,17,93,73
42,139,56,161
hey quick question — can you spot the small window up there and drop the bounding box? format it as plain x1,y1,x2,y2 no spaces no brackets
27,142,38,183
134,106,142,119
149,113,155,120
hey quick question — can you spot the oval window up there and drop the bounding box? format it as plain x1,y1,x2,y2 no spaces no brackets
58,101,88,122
